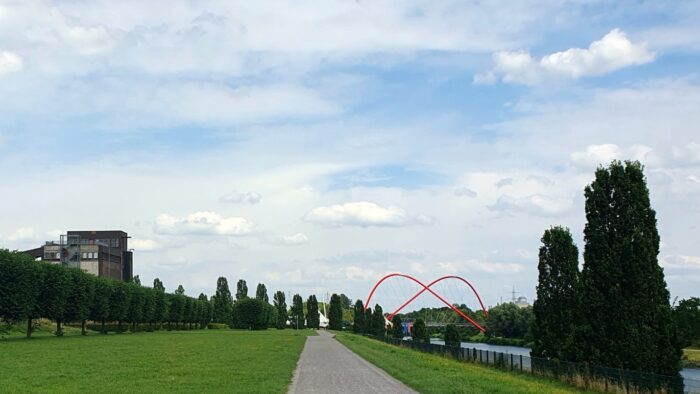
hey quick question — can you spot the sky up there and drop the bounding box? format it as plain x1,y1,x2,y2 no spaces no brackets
1,0,699,311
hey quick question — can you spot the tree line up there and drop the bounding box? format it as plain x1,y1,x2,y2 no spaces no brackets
532,161,683,377
0,250,212,337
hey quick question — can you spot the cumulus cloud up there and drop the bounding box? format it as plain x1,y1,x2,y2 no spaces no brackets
476,29,654,85
0,51,23,75
454,187,477,198
489,194,573,217
281,233,309,245
131,238,159,251
6,227,37,242
569,144,657,169
438,260,524,274
154,211,254,236
672,142,700,164
304,201,432,227
219,191,262,204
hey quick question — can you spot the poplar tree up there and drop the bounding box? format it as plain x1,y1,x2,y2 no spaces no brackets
236,279,248,301
273,291,288,329
412,318,428,343
291,294,305,329
306,295,320,329
329,294,343,330
255,283,269,303
364,307,373,334
579,161,681,376
532,226,580,360
353,300,366,333
152,279,168,329
391,315,404,338
371,304,385,336
198,293,211,328
168,293,185,329
213,277,234,324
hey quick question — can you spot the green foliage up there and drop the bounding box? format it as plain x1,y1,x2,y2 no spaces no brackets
236,279,248,301
486,303,532,339
0,251,42,330
339,294,352,309
63,268,95,334
141,287,156,328
198,293,211,328
255,283,269,303
152,283,168,327
444,324,460,347
212,277,233,324
207,322,230,329
90,277,112,333
365,307,373,334
306,295,320,329
108,281,131,329
371,304,385,336
411,318,428,343
233,297,268,330
673,297,700,347
38,263,71,336
390,314,403,338
353,299,366,333
273,291,287,329
168,293,185,328
126,283,145,330
153,278,165,292
578,161,680,375
290,294,305,329
328,293,343,330
175,285,185,295
532,226,580,360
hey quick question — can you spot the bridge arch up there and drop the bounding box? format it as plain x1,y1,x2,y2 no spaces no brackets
364,273,489,333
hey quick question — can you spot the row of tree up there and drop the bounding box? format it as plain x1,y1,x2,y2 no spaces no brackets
532,161,681,376
0,250,212,337
351,300,388,336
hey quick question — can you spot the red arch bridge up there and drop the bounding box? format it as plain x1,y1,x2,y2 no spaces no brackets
364,273,489,333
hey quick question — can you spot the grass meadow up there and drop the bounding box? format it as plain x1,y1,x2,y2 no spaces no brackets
334,332,593,394
0,329,314,393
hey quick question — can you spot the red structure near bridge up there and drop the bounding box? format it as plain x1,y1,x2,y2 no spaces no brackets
364,273,489,333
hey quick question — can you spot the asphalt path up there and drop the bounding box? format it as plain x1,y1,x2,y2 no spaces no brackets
288,330,417,394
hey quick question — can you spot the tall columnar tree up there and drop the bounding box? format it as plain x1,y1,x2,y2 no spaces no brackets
579,161,680,375
255,283,269,303
233,298,267,330
273,291,288,329
390,314,404,338
364,307,373,334
183,297,194,329
91,277,112,334
291,294,305,329
339,294,352,310
371,304,385,337
63,268,95,335
306,295,320,329
213,277,234,324
198,293,211,328
168,293,185,329
444,324,461,347
412,318,428,343
236,279,248,301
152,280,168,329
328,294,343,330
353,300,366,334
532,226,580,360
141,288,156,331
175,285,185,295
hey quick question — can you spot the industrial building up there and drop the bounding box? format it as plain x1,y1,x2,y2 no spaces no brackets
23,230,133,281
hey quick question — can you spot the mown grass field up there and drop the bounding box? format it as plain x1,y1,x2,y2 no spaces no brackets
334,332,593,394
1,329,314,393
684,348,700,368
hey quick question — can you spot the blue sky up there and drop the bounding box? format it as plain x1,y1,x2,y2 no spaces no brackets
1,0,699,310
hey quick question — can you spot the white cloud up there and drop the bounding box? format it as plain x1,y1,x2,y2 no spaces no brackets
672,142,700,164
154,211,254,236
0,51,23,75
489,194,573,217
304,201,431,227
6,227,37,242
479,29,654,85
569,144,658,169
454,187,477,198
281,233,309,245
438,260,524,274
131,238,159,251
219,191,262,204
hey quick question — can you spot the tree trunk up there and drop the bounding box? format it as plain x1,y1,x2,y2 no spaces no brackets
132,322,136,332
101,320,106,334
26,318,32,338
81,320,86,336
56,319,63,337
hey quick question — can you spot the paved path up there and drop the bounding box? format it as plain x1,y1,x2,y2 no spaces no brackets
288,330,417,394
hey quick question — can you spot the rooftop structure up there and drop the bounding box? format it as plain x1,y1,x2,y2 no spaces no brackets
23,230,133,281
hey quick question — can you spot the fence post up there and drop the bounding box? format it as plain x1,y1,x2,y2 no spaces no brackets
486,351,489,364
510,354,514,371
479,349,482,363
520,355,523,373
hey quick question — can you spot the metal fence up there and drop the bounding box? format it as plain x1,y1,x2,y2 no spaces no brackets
366,335,700,394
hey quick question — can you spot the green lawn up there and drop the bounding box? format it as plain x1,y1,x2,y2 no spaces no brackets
334,332,593,394
1,329,313,393
684,348,700,368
